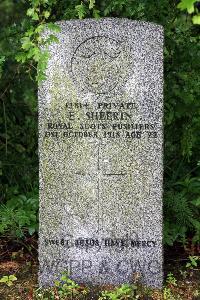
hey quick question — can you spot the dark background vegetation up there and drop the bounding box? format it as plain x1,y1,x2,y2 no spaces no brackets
0,0,200,247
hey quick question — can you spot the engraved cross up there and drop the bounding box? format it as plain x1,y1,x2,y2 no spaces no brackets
75,145,126,233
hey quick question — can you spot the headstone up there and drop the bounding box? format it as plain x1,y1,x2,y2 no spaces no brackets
39,18,163,288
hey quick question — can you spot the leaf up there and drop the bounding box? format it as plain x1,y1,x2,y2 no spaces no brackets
0,56,5,79
21,37,34,51
89,0,95,10
15,144,26,153
28,226,35,235
103,5,111,16
32,47,41,61
60,275,67,281
27,8,35,17
46,23,61,32
54,280,60,287
25,27,35,37
15,52,27,63
191,198,200,207
190,257,197,266
32,12,39,21
43,11,50,19
19,194,27,202
192,219,200,229
45,34,59,45
0,56,5,65
75,3,87,19
93,8,100,19
36,50,49,82
9,275,17,281
0,276,8,283
35,24,45,34
7,281,13,286
177,0,195,13
186,262,191,267
27,8,39,20
192,15,200,24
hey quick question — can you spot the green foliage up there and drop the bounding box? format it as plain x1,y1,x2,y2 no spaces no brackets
100,284,139,300
0,56,5,79
34,272,89,299
75,2,88,20
0,0,200,245
186,255,200,268
178,0,197,14
177,0,200,24
0,189,38,237
0,274,17,287
1,266,197,299
15,0,61,81
192,14,200,24
166,273,177,286
75,1,100,19
164,173,200,245
28,270,199,299
163,287,176,300
163,273,181,300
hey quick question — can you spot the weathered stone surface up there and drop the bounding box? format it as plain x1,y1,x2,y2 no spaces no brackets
38,18,163,288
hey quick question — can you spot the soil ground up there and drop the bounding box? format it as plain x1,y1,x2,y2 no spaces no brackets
0,236,199,300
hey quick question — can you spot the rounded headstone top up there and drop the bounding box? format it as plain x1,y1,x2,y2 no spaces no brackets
55,18,163,31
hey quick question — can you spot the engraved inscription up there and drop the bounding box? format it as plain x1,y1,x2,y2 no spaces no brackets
71,36,131,94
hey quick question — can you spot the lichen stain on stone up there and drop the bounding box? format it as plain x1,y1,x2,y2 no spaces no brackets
48,68,84,127
41,67,97,220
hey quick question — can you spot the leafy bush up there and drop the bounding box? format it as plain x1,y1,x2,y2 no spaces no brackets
164,176,200,245
0,189,38,237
